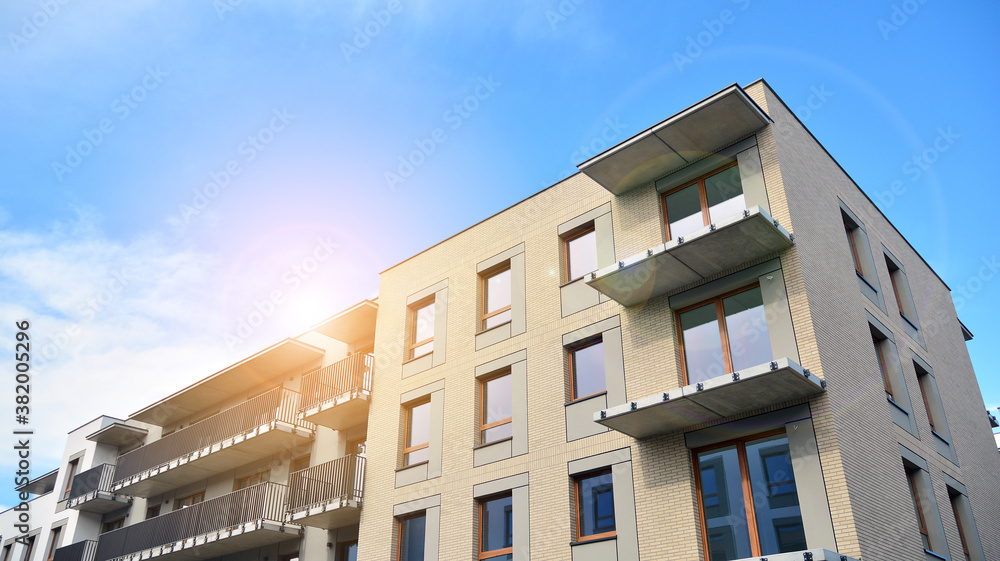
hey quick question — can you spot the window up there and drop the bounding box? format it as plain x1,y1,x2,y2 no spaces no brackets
915,368,938,431
341,542,358,561
403,400,431,466
885,255,919,329
176,491,205,509
874,336,894,400
564,226,598,282
20,537,34,561
481,372,513,445
2,544,11,561
146,505,161,519
677,284,772,385
845,224,864,275
62,458,78,499
102,518,125,533
409,299,435,359
569,338,605,400
575,470,616,541
479,494,514,560
236,470,269,490
481,265,512,330
662,162,744,240
292,454,310,472
695,432,805,560
45,527,61,561
906,468,930,550
950,494,971,561
398,513,426,561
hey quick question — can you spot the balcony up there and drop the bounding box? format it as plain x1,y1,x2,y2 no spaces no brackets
112,388,314,497
66,464,129,513
299,354,373,431
586,206,793,306
595,358,825,439
287,455,365,529
94,482,298,561
53,540,97,561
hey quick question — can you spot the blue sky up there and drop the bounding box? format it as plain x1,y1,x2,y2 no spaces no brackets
1,1,998,508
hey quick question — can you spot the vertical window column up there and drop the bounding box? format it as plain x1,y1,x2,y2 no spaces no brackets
403,280,449,378
396,380,445,487
393,495,441,561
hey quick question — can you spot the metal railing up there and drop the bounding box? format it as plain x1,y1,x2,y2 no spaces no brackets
113,387,313,484
300,353,373,411
53,540,97,561
68,464,115,501
94,482,289,561
287,455,365,512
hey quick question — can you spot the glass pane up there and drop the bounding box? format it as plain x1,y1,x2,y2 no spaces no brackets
572,341,605,398
484,309,511,330
400,515,426,561
665,183,704,240
680,303,726,384
567,229,598,281
578,472,615,537
482,422,513,444
696,446,753,560
414,303,435,343
412,341,433,359
745,435,803,556
481,494,514,552
341,543,358,561
722,287,772,372
485,375,512,424
404,448,429,465
705,166,745,223
482,556,513,561
485,269,512,314
408,402,430,448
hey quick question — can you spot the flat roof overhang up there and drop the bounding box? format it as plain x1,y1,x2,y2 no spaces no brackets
288,499,362,530
586,206,792,306
66,491,130,514
595,358,824,439
300,391,370,431
87,422,148,448
16,469,58,495
106,521,301,561
312,300,378,344
129,339,325,427
578,84,770,195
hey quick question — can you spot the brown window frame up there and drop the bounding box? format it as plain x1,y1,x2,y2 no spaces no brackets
574,469,617,543
102,518,125,534
661,161,740,240
45,526,61,561
396,512,426,561
235,470,269,490
907,468,930,549
873,336,894,401
568,337,606,402
676,283,761,385
20,536,35,561
408,297,435,360
402,399,431,467
916,373,937,431
478,493,514,560
480,264,512,331
62,458,78,500
846,225,864,275
480,370,513,445
887,264,919,330
176,490,205,509
292,454,311,472
950,494,971,561
563,224,597,283
2,544,11,561
146,504,161,519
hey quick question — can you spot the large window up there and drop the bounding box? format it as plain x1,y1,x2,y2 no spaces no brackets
873,336,894,401
569,339,605,400
398,513,426,561
341,542,358,561
479,494,514,560
906,468,930,550
662,163,744,240
695,433,806,561
62,458,78,499
409,299,435,359
950,493,971,561
564,225,598,282
403,400,431,466
886,256,919,329
677,285,772,385
575,470,616,541
482,265,512,330
45,527,61,561
19,537,34,561
481,372,513,445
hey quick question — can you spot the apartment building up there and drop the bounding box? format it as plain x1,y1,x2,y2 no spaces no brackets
3,79,998,561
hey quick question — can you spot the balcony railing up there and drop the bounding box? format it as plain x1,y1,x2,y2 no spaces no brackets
53,540,97,561
113,387,312,485
287,455,365,512
94,482,290,561
68,464,115,501
300,353,373,411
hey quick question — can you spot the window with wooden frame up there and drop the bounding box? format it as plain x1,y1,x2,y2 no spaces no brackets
480,371,513,445
873,336,894,401
20,536,35,561
146,504,161,519
846,224,864,275
569,337,605,401
235,470,269,490
397,512,426,561
481,264,512,331
842,211,878,291
292,454,311,472
2,544,11,561
885,255,919,329
662,162,745,241
176,490,205,509
62,458,78,499
479,493,513,560
563,224,598,283
45,527,61,561
102,518,125,533
677,284,772,386
693,431,805,561
403,400,431,467
915,366,939,432
907,467,931,550
409,298,435,359
949,492,972,561
574,470,616,542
